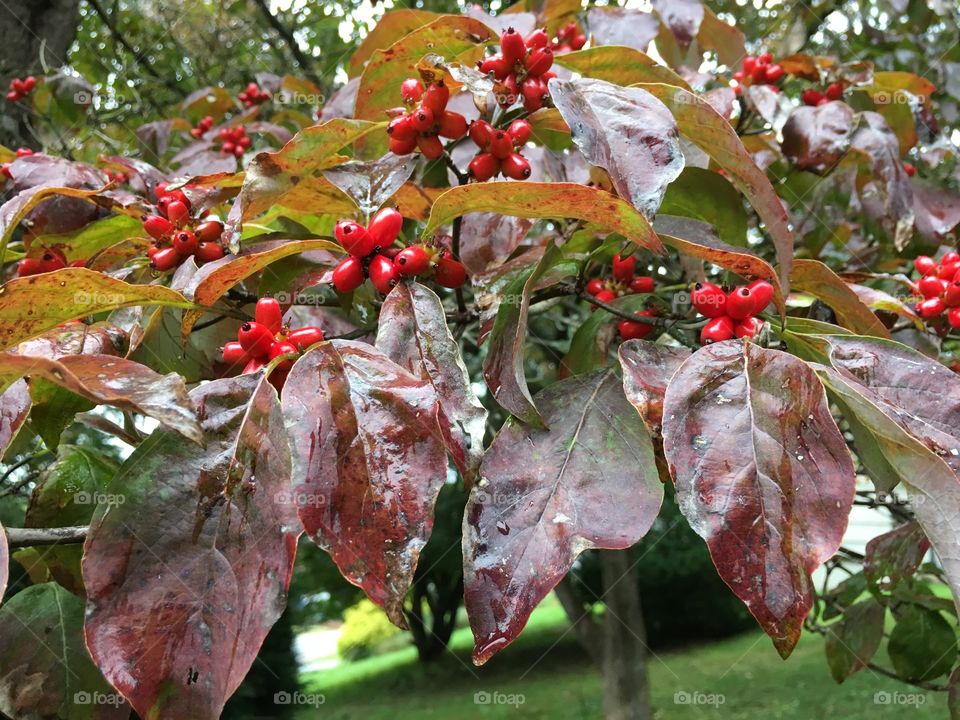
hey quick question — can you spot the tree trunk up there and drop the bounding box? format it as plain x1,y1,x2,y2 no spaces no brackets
600,550,653,720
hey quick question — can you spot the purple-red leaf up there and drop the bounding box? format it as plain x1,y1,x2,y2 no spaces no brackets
281,340,446,626
864,522,930,596
586,7,659,51
781,101,855,173
618,340,689,433
377,282,487,484
653,0,704,47
0,379,31,457
82,374,299,720
662,341,855,657
463,369,663,665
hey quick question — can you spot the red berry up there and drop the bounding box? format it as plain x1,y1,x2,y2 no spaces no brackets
437,111,467,140
222,341,249,365
501,153,531,180
150,246,182,271
434,256,467,288
507,119,532,146
526,29,549,50
726,286,754,320
401,78,425,103
143,214,174,241
735,317,760,339
817,97,830,106
825,82,844,101
369,254,400,293
173,231,198,255
521,76,547,111
243,357,266,374
367,207,404,247
903,162,916,177
691,282,727,318
612,253,636,283
801,89,823,106
165,199,189,225
479,55,510,80
195,242,225,263
918,275,945,299
390,136,418,155
594,290,616,305
742,56,757,73
570,34,586,49
764,64,784,83
238,321,275,357
949,307,960,330
489,131,513,160
917,297,945,319
395,246,431,276
17,258,44,276
411,106,435,132
333,256,365,292
421,81,449,115
335,220,377,257
287,326,325,350
944,282,960,308
630,276,655,294
939,263,959,280
416,134,444,160
525,47,554,76
915,256,938,275
468,153,499,182
701,316,736,344
747,280,775,314
22,76,36,91
470,119,494,148
586,278,605,296
268,340,298,361
758,52,773,64
195,219,223,243
944,251,960,265
618,311,657,340
500,27,526,65
387,114,417,141
255,298,283,333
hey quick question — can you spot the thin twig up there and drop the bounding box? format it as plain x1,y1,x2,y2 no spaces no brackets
5,526,88,549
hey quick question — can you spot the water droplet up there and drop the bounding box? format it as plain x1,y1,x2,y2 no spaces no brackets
495,520,509,535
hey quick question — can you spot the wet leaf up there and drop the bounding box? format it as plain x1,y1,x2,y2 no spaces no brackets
463,369,663,665
561,295,650,377
354,16,496,121
790,260,889,337
0,268,195,349
637,83,794,292
864,522,930,596
0,352,202,444
0,583,129,719
281,340,446,626
421,182,664,254
913,179,960,241
619,340,689,433
662,341,855,657
555,46,689,89
658,167,748,247
83,374,299,720
377,282,488,483
348,9,442,77
653,0,704,47
586,7,660,52
696,7,745,66
781,102,855,173
549,78,685,218
459,213,533,275
0,380,31,457
824,598,885,683
847,283,922,330
322,153,417,217
888,606,956,682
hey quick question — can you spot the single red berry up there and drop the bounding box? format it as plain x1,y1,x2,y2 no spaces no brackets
335,220,377,257
825,82,844,101
437,111,467,139
416,134,445,160
287,326,325,350
612,253,636,283
593,289,616,305
758,52,773,64
143,214,174,241
801,89,823,106
411,106,435,132
195,242,225,263
17,258,45,276
764,64,784,83
507,119,532,146
387,114,417,141
238,321,275,357
470,119,494,149
949,307,960,330
150,246,182,272
369,254,400,294
732,70,745,82
434,256,467,288
691,282,727,318
165,199,189,226
173,231,199,255
726,286,755,320
944,251,960,265
629,276,655,294
903,162,916,177
944,282,960,308
222,341,249,365
255,298,283,333
468,152,499,182
525,47,554,76
817,97,830,106
401,78,425,103
918,274,945,299
586,279,605,296
526,28,549,50
421,81,449,115
489,131,513,160
701,316,736,344
742,56,757,73
735,317,760,339
268,340,298,361
501,153,531,180
479,55,510,80
395,245,431,276
939,262,960,280
571,34,586,49
618,311,657,340
195,219,223,243
333,256,365,292
915,256,938,276
500,27,526,65
521,76,547,111
367,207,404,247
917,297,945,319
243,357,266,374
390,136,418,155
747,280,775,314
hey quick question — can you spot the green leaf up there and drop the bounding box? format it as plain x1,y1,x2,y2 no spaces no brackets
28,379,95,450
888,606,957,682
658,167,749,247
825,598,885,682
790,259,890,337
348,9,442,77
555,46,690,88
562,294,649,376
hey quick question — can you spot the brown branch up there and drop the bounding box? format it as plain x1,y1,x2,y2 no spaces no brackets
5,526,88,549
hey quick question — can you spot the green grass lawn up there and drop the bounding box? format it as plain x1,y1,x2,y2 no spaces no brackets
298,600,948,719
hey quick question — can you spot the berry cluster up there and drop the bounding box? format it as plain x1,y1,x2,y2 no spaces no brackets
801,82,844,106
551,22,587,53
480,27,556,113
913,253,960,329
222,298,325,389
218,126,250,157
331,207,467,293
191,115,214,139
142,183,226,271
17,247,85,277
238,81,269,107
584,254,658,340
467,119,531,181
691,280,773,344
6,75,36,102
1,147,33,180
731,53,784,94
104,168,129,184
387,79,467,160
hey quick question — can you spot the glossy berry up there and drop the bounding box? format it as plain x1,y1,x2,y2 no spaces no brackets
942,251,960,265
630,276,655,294
416,134,444,160
173,231,198,255
143,214,174,240
691,282,727,318
150,247,182,271
195,242,225,263
500,27,526,65
411,106,435,132
525,47,554,76
389,135,418,155
918,274,945,299
421,81,450,116
438,111,468,139
915,256,938,276
764,64,784,82
618,311,657,340
333,256,365,292
238,321,275,357
335,220,376,257
367,207,404,247
594,290,616,305
395,246,431,276
387,115,416,141
735,317,760,339
726,287,754,320
469,153,499,182
287,326,325,350
939,262,959,280
526,28,549,50
401,78,425,103
489,131,513,160
507,119,532,146
222,341,249,365
945,282,960,308
917,297,945,319
825,82,844,101
612,254,636,283
701,316,736,344
903,162,916,177
268,341,298,361
243,357,266,374
802,89,823,106
369,254,400,294
949,307,960,330
470,119,494,148
17,258,45,276
165,199,189,225
501,153,531,180
195,219,223,243
586,278,605,296
255,298,283,334
434,256,467,288
747,280,775,314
